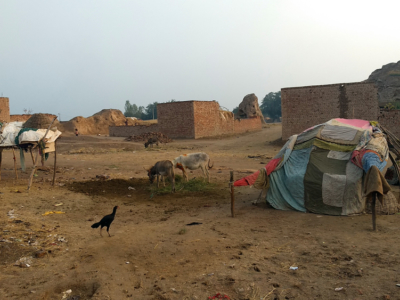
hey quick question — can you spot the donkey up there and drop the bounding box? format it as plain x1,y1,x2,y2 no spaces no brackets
144,137,159,148
172,152,213,182
146,160,175,192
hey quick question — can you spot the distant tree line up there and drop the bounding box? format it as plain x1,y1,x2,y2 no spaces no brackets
232,91,281,120
124,99,176,120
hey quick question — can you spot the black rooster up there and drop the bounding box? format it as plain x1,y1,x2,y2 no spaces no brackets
91,206,118,237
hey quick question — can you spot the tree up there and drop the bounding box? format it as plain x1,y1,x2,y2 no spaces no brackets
232,106,239,115
260,91,281,120
124,100,144,118
141,102,158,120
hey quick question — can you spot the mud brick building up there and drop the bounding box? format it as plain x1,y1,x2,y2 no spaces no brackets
281,82,379,140
109,100,262,139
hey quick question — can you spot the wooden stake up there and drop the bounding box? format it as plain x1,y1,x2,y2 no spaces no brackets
28,117,57,191
29,147,36,165
0,149,3,181
230,171,235,217
372,192,377,231
12,148,18,180
28,148,40,190
52,141,57,186
388,152,400,203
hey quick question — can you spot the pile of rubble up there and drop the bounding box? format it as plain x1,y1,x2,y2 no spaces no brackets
124,132,173,143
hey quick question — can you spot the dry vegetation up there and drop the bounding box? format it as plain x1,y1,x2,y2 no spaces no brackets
1,124,400,300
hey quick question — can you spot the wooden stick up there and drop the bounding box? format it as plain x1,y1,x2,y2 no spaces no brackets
28,148,40,190
12,148,18,180
28,117,57,191
29,147,36,165
388,152,400,203
0,149,2,181
52,141,57,186
230,171,235,217
372,192,377,231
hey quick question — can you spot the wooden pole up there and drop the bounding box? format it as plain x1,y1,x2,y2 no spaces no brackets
389,152,400,203
0,149,3,181
12,148,18,180
28,148,40,190
29,147,35,165
230,171,235,217
372,192,377,231
28,117,57,191
52,141,57,186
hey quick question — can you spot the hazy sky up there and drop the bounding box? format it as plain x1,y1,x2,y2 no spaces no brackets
1,0,399,120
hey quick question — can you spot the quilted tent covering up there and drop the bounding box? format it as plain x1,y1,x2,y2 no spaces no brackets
234,118,389,216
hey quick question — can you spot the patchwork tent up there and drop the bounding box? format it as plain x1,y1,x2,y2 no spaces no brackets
235,119,391,216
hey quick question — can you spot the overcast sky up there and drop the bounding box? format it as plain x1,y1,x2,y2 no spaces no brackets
1,0,399,120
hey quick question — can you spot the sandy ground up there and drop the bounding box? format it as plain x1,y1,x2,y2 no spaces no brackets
1,124,400,300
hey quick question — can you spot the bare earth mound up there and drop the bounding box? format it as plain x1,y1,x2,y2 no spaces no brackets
62,109,126,135
23,113,64,131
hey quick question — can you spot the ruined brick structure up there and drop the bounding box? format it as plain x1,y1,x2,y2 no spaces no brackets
0,97,10,123
281,82,378,140
109,100,262,138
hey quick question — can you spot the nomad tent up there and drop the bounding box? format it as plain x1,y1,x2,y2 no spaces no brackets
235,118,393,216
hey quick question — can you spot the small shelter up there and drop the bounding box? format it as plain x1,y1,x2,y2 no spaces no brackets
0,114,61,188
235,118,395,216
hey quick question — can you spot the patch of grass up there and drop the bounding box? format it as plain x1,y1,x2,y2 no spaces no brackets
178,228,187,235
148,175,217,195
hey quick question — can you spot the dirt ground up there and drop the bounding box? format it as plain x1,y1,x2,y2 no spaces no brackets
1,124,400,300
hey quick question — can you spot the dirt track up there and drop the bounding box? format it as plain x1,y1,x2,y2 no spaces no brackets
1,124,400,300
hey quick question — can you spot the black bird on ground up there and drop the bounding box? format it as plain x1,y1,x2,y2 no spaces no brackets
91,206,118,237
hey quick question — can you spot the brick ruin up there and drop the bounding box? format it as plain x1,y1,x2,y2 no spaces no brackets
109,100,262,139
281,82,400,140
0,97,10,123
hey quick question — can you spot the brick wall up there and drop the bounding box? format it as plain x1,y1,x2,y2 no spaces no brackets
158,101,195,138
234,117,262,134
109,124,160,137
193,101,225,138
379,110,400,138
193,101,261,138
281,82,378,140
109,100,262,139
0,97,10,123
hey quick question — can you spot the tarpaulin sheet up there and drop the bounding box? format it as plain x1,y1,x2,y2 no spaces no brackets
234,170,260,187
304,148,346,215
362,152,387,172
0,122,24,146
18,129,62,144
328,118,372,130
266,147,312,212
